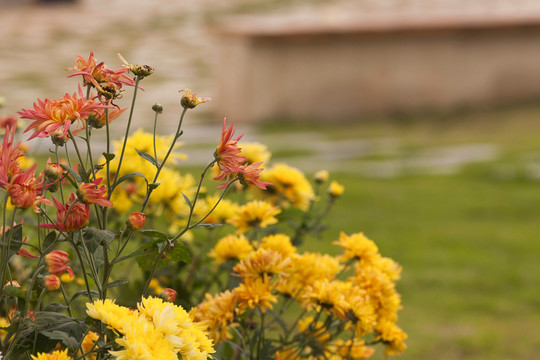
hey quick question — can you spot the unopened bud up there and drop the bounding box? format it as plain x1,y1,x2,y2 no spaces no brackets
44,274,61,291
44,163,64,181
159,288,177,302
328,181,344,198
152,103,163,113
314,170,329,184
127,212,145,230
51,129,68,146
4,280,20,289
180,88,210,109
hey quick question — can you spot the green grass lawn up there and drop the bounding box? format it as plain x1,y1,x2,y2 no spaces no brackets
264,104,540,359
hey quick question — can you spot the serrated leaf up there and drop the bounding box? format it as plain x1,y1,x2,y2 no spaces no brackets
181,192,192,209
166,242,191,264
41,330,80,351
104,279,128,289
102,152,116,162
60,164,82,184
136,148,159,167
191,223,224,229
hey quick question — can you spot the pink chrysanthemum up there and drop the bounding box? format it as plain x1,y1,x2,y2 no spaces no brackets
67,51,135,91
213,118,247,188
76,177,112,207
8,164,51,211
18,86,105,140
238,162,272,190
0,124,25,189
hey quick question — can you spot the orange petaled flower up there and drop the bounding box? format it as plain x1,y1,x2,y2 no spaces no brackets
127,212,145,230
333,232,379,263
67,52,135,92
87,106,127,129
213,118,246,188
45,250,74,278
238,161,272,190
233,248,290,280
19,86,105,140
180,88,211,109
31,349,72,360
209,234,254,267
236,275,278,313
43,194,89,233
0,123,25,189
190,290,239,344
8,165,51,211
76,177,112,207
78,331,99,360
44,274,61,291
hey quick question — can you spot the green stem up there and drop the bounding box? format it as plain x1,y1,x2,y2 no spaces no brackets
67,129,88,182
59,282,73,317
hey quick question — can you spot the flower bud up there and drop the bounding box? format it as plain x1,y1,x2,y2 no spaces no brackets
51,129,68,146
180,88,210,109
3,280,20,289
45,250,74,277
44,274,60,291
328,181,345,198
44,163,64,181
314,170,329,184
127,212,145,230
159,288,177,302
152,103,163,114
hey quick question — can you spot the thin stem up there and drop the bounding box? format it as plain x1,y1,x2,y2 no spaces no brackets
152,110,159,165
59,282,73,317
72,241,94,303
67,129,88,181
111,76,141,193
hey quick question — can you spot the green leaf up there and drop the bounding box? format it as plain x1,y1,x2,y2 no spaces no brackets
69,290,99,304
6,224,23,259
117,238,161,262
82,227,116,254
104,279,128,289
77,163,89,182
148,182,160,191
113,171,148,190
139,229,169,241
42,231,57,253
191,223,224,229
60,164,82,184
44,303,68,313
181,192,192,209
41,330,80,351
102,152,116,162
136,148,159,167
166,241,191,263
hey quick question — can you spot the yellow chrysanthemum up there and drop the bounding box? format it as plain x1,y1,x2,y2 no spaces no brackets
239,142,271,165
329,339,374,360
227,200,280,234
376,320,407,355
149,278,165,296
334,232,379,263
31,349,72,360
195,195,239,224
276,252,342,297
59,273,75,283
233,248,290,280
86,299,139,333
258,163,314,210
297,316,330,343
328,180,344,197
301,280,351,319
209,234,254,267
78,331,99,360
259,234,296,257
190,290,239,344
236,275,278,313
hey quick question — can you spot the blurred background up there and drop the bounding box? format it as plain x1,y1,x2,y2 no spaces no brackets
2,0,540,358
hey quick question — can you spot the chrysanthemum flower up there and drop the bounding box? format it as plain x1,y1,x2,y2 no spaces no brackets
45,250,74,278
117,53,154,78
195,195,238,225
42,194,89,233
127,212,146,230
87,106,127,129
0,123,25,189
67,52,136,93
31,349,72,360
328,180,345,197
238,161,272,190
233,248,290,280
213,118,246,188
19,86,105,141
334,232,379,263
7,164,50,211
376,320,407,355
260,234,297,257
301,280,351,319
297,316,331,344
209,234,254,267
236,275,278,313
258,163,314,210
227,200,280,234
78,331,99,360
329,339,375,360
86,298,137,333
44,274,61,291
76,177,112,207
190,290,239,344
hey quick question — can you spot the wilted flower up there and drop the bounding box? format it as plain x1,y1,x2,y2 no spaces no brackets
180,88,210,109
45,250,74,278
117,53,154,78
44,274,61,291
127,212,145,230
